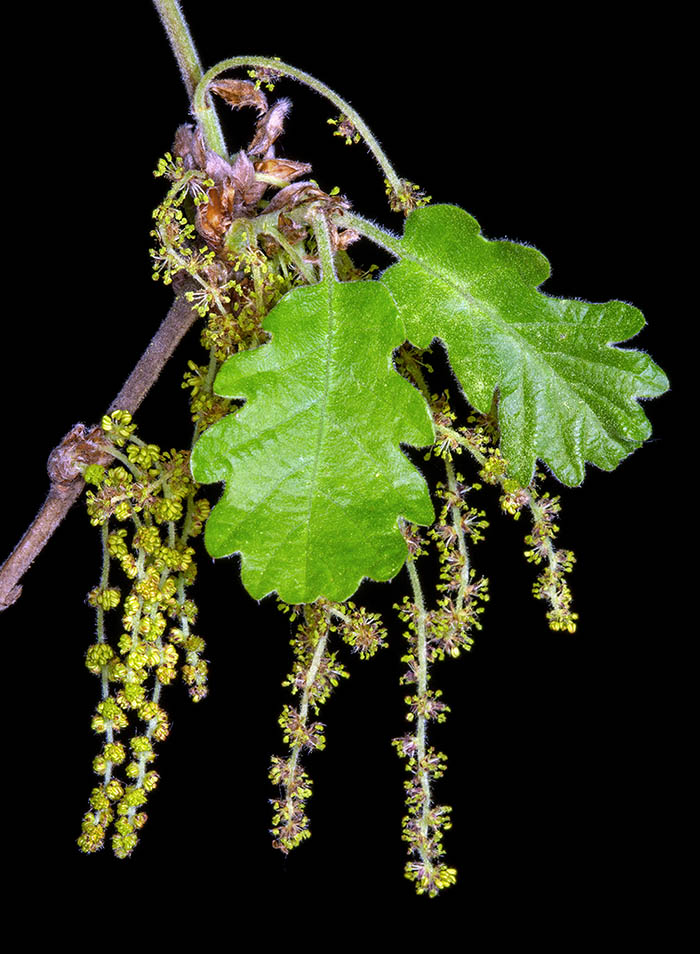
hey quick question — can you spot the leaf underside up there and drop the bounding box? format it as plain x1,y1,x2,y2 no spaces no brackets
191,279,434,604
381,204,669,486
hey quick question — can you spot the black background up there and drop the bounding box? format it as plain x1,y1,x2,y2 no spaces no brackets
2,1,684,935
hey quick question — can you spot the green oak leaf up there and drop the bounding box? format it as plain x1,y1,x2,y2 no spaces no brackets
191,278,434,604
381,204,668,486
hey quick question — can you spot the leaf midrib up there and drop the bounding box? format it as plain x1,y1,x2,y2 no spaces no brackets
303,277,335,587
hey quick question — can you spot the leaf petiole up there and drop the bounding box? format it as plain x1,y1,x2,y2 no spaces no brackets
192,57,404,196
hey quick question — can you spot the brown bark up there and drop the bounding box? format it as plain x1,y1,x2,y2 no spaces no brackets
0,294,199,611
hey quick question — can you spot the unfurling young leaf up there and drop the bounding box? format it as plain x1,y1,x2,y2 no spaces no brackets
381,204,669,486
191,276,434,604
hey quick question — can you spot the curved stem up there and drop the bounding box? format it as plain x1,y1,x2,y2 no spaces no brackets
153,0,227,155
337,211,404,257
193,57,403,196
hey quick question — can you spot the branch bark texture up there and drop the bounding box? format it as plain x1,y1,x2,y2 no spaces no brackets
0,295,199,611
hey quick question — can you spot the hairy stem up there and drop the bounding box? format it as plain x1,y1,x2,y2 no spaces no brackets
437,422,487,466
437,419,575,630
287,613,328,786
274,608,330,851
312,212,337,282
152,0,202,99
193,57,403,196
406,557,433,863
153,0,227,155
444,458,471,612
337,211,403,257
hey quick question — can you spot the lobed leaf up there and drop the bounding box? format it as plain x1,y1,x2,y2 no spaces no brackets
381,204,668,486
191,278,434,604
